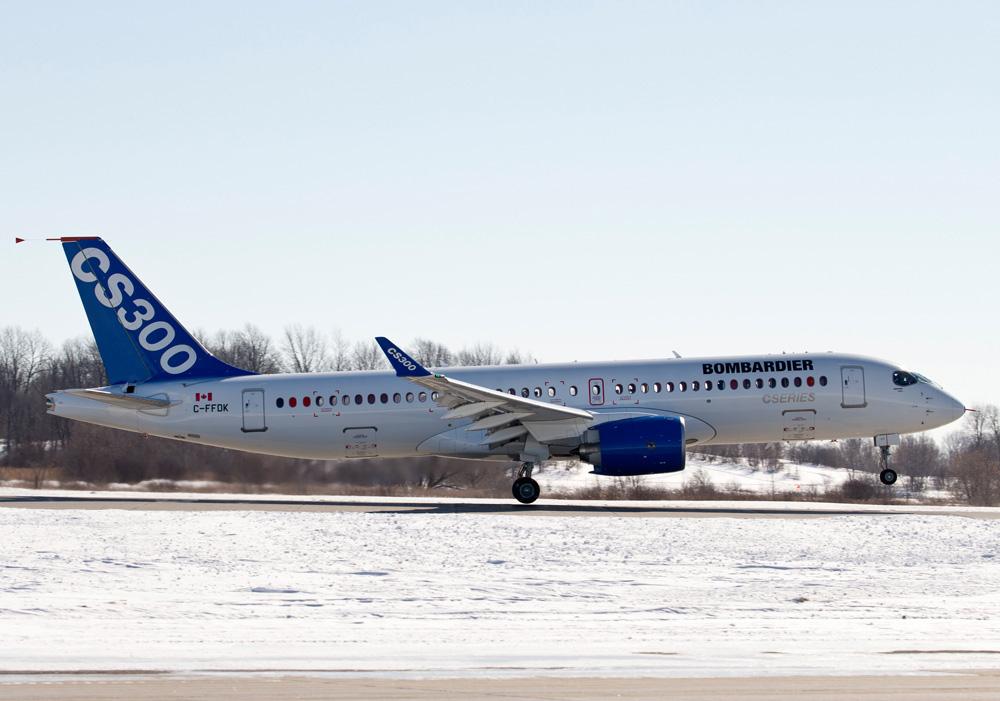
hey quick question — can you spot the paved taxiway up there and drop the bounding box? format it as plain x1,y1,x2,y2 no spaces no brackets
2,492,998,519
2,672,1000,700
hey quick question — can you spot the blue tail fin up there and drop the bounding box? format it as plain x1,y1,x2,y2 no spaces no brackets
59,237,254,385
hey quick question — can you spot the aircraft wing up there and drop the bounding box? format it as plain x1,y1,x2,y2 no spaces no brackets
375,337,593,447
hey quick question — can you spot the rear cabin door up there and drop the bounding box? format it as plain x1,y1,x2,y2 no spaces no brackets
840,366,866,408
241,389,267,432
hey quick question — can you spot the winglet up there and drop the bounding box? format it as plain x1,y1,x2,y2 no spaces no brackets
375,337,432,377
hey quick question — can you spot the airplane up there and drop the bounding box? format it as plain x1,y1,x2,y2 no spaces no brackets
38,237,967,504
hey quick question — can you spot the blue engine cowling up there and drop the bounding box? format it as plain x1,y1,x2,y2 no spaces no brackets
580,416,686,476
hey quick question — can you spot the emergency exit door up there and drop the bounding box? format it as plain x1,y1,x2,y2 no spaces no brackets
242,389,267,432
588,378,605,406
840,367,866,408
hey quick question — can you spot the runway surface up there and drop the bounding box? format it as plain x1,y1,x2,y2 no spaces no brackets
2,672,1000,700
2,490,998,519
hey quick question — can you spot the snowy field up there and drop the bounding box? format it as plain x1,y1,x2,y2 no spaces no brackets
0,455,917,498
537,455,931,497
1,503,999,679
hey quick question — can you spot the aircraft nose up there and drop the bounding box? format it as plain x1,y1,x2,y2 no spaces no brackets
938,390,966,425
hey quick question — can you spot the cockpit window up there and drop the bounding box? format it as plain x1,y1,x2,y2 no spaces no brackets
892,371,918,387
913,372,939,387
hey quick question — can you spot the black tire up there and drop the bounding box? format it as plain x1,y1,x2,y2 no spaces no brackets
879,468,898,486
513,477,540,504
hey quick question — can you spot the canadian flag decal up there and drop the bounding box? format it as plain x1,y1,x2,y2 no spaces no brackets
195,392,213,402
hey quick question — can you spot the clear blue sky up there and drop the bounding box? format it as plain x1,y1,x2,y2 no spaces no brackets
1,2,997,411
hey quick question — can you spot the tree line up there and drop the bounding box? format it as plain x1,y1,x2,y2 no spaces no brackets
0,324,997,503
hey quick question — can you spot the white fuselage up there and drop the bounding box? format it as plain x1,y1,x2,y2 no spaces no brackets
48,352,965,465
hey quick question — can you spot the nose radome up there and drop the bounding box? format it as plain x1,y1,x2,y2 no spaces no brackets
939,390,966,425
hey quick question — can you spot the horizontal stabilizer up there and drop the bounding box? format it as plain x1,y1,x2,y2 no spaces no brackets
64,389,176,410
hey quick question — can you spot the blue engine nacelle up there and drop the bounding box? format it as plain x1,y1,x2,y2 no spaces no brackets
580,416,686,476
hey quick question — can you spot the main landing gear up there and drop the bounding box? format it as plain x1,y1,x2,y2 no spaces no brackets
878,445,898,486
512,462,540,504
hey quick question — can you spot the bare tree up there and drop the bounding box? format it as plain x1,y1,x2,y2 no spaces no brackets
282,324,330,373
456,343,505,367
411,338,454,368
204,324,283,374
329,330,352,371
0,327,52,461
951,448,999,506
350,340,387,371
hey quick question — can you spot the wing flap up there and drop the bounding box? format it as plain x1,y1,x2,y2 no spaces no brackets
375,336,594,451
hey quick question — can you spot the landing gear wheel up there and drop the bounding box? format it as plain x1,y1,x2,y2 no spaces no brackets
879,468,898,486
512,477,540,504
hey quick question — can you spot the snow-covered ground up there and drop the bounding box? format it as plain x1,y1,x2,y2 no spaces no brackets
538,455,955,501
1,503,999,678
0,454,951,501
537,455,855,496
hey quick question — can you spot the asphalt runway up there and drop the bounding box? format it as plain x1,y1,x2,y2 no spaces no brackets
2,672,1000,701
1,493,998,519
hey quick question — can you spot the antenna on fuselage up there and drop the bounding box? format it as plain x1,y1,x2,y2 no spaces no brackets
672,350,682,359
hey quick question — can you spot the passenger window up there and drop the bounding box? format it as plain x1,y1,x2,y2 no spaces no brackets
547,387,556,397
768,378,777,389
343,395,351,406
653,382,661,393
780,378,789,388
355,394,363,405
819,376,828,387
432,392,439,400
627,383,636,394
393,392,401,403
614,384,623,395
569,386,578,396
534,387,542,397
330,395,338,406
367,394,375,404
406,392,414,402
521,387,530,397
640,383,648,393
704,380,712,392
418,391,427,402
666,382,674,393
380,393,388,403
276,397,284,408
303,396,311,408
730,379,738,390
508,388,516,395
743,379,751,390
591,385,601,396
679,382,688,392
289,397,297,408
316,396,324,407
755,378,764,389
794,377,802,387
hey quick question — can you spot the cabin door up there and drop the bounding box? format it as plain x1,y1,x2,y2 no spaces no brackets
241,389,267,432
840,366,866,408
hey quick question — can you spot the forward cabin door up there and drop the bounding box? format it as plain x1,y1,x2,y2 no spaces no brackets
241,389,267,432
840,366,866,408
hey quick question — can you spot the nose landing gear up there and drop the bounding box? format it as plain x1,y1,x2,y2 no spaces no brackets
875,433,901,486
878,446,898,486
512,462,540,504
